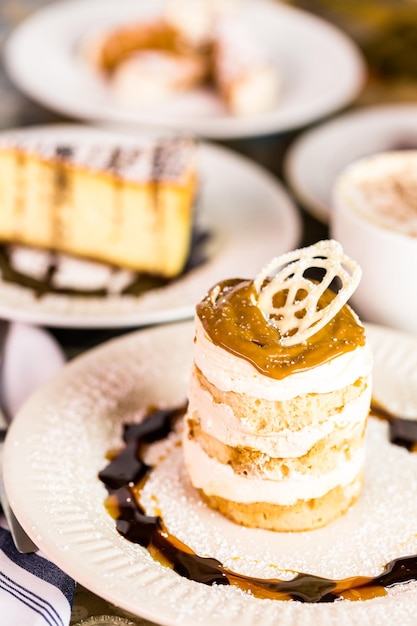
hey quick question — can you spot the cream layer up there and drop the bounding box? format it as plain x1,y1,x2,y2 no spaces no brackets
187,375,371,458
184,418,365,480
182,435,365,506
193,317,373,401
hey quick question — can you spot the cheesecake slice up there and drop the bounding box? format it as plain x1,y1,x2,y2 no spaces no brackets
0,135,197,278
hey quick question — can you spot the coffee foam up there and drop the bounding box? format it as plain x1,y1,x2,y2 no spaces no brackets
335,151,417,237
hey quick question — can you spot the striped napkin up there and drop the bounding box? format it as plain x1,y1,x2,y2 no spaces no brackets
0,520,75,626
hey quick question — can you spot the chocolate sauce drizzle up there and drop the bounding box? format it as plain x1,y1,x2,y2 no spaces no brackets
371,400,417,451
0,226,210,299
98,403,417,604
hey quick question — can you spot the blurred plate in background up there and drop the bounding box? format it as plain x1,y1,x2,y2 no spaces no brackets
3,0,365,139
0,124,301,328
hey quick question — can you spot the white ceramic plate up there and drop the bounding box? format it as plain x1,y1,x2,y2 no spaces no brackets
284,103,417,223
3,0,365,139
5,320,417,626
0,124,301,328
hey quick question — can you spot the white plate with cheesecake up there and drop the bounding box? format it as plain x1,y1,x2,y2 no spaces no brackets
284,103,417,223
0,124,301,328
5,320,417,626
3,0,365,139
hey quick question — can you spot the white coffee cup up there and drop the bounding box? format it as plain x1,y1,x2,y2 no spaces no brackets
330,151,417,334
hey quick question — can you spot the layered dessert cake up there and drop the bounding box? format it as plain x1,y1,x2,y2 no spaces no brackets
0,134,197,278
183,240,373,531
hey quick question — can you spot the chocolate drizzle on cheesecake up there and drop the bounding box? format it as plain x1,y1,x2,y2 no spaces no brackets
98,403,417,604
0,222,209,298
13,151,25,241
53,145,72,249
55,145,73,159
0,136,195,184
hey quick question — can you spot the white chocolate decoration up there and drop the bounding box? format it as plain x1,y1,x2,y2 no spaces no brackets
252,240,361,347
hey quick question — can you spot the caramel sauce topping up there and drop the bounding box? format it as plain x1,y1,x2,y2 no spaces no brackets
196,279,366,380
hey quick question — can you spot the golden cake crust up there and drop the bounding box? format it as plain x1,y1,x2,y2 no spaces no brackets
199,473,363,532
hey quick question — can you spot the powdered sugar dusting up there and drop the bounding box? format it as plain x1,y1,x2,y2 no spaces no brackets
5,321,417,626
0,133,195,184
142,417,417,581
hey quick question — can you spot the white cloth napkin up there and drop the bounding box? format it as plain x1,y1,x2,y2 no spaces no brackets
0,322,76,625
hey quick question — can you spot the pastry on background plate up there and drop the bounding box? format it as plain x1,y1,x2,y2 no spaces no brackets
212,17,281,116
183,240,373,531
81,0,280,116
0,133,197,279
111,49,208,109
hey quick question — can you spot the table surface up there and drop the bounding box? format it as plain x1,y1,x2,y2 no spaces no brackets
0,0,414,624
